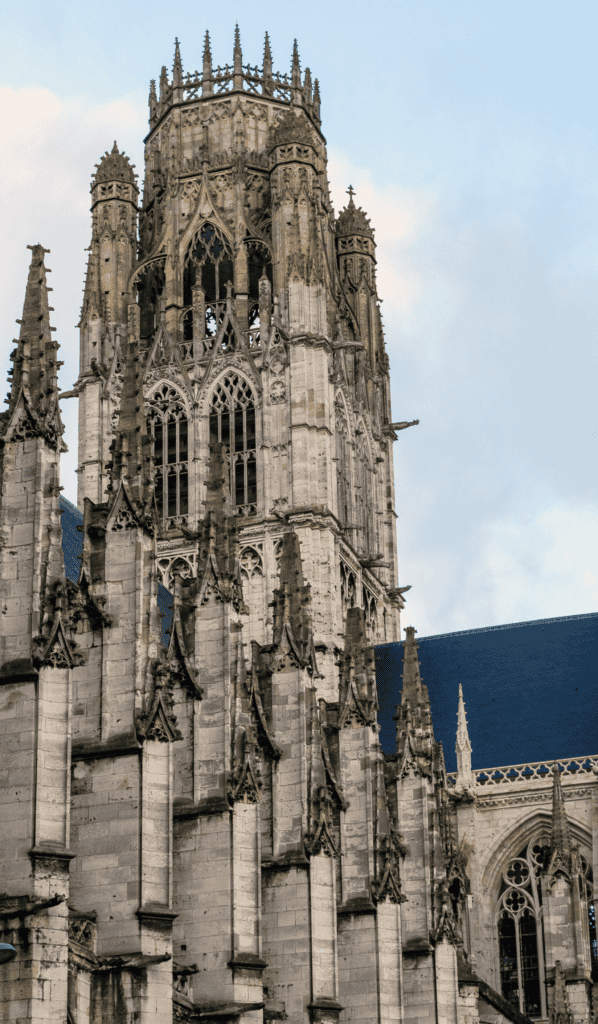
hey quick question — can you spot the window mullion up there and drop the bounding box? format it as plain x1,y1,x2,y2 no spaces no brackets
514,915,523,1014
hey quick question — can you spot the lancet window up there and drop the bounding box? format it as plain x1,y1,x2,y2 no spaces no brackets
496,838,549,1018
335,396,351,529
247,239,273,338
183,223,234,344
147,383,189,529
209,374,257,514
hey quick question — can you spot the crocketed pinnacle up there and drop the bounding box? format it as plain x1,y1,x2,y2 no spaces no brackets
2,244,63,446
454,682,474,793
203,31,212,67
195,442,243,596
272,532,318,673
80,246,102,324
92,141,136,186
395,627,435,761
456,683,472,754
336,192,374,239
291,39,301,81
173,38,183,85
109,332,153,511
340,606,377,717
234,24,242,64
548,764,572,871
263,31,272,72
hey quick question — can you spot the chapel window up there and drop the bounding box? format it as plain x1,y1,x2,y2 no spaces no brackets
209,374,257,515
148,383,189,529
496,839,549,1018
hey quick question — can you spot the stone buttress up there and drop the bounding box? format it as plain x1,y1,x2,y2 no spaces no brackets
0,245,72,1024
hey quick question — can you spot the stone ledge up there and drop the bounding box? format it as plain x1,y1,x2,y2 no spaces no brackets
174,796,231,819
337,896,377,916
72,730,142,761
228,952,268,972
0,658,38,683
261,852,310,870
137,903,178,929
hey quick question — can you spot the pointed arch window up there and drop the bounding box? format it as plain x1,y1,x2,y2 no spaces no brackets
183,223,234,345
148,383,189,529
209,374,257,515
496,839,549,1018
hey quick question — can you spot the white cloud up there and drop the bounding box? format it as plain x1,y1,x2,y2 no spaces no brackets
0,85,146,503
328,149,436,322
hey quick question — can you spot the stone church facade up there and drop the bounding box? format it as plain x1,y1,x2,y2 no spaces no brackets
0,30,595,1024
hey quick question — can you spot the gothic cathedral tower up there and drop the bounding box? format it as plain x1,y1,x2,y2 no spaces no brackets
76,31,407,661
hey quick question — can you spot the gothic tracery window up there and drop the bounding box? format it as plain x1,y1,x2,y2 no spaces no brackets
148,383,189,529
496,839,549,1018
183,223,234,344
209,374,257,515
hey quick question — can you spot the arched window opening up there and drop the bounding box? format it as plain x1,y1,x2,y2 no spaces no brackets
247,239,273,338
183,223,234,348
335,397,351,529
148,384,189,530
209,374,257,515
496,839,549,1018
138,263,165,341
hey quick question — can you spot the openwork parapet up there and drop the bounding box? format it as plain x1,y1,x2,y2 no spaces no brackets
446,754,598,789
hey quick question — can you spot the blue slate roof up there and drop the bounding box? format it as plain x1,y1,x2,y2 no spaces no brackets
375,614,598,772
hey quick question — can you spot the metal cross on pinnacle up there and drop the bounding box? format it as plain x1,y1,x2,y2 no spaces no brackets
346,185,355,200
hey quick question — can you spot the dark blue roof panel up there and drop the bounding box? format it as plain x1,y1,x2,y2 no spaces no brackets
375,613,598,772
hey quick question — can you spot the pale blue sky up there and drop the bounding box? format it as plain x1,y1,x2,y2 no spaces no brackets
1,0,596,634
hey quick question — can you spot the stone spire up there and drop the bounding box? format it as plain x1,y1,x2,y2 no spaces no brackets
2,244,63,449
312,78,321,123
233,24,243,90
339,606,377,727
194,442,245,609
395,627,435,767
80,245,101,325
545,764,573,880
202,30,213,94
263,31,273,80
108,318,153,518
455,683,474,794
172,37,183,85
291,39,302,103
272,532,318,674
